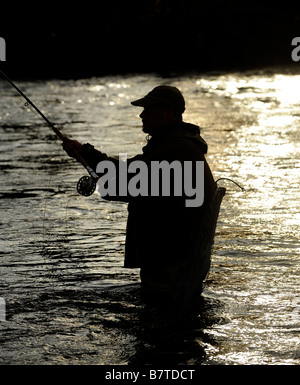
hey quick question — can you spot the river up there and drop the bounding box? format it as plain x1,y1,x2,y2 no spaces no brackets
0,69,299,365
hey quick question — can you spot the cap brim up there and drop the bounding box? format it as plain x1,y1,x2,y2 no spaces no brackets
131,96,158,107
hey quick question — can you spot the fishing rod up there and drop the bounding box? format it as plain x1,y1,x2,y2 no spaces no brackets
0,69,98,196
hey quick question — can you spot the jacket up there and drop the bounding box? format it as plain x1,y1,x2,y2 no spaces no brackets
80,122,216,292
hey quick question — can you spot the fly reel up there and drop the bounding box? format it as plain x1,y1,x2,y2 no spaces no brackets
77,175,97,197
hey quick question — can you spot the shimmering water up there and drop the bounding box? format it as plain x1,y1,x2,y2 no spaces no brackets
0,70,299,365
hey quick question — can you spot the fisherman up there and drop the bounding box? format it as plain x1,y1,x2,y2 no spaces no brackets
63,85,216,312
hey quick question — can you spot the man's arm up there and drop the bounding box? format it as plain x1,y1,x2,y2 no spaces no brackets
63,137,109,171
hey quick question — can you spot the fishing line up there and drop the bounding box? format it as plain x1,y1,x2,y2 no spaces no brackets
0,71,88,286
216,177,245,191
40,171,88,290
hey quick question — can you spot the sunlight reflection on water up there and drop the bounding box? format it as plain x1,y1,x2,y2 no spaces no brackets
0,70,299,364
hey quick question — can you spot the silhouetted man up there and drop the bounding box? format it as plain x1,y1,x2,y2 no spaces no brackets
63,86,216,312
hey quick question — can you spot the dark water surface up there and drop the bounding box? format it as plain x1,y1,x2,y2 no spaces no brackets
0,71,299,365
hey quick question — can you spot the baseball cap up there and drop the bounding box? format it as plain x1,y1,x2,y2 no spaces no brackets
131,85,185,114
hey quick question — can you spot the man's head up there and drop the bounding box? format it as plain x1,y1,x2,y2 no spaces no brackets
131,86,185,135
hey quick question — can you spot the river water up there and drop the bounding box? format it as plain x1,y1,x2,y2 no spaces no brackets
0,69,299,365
